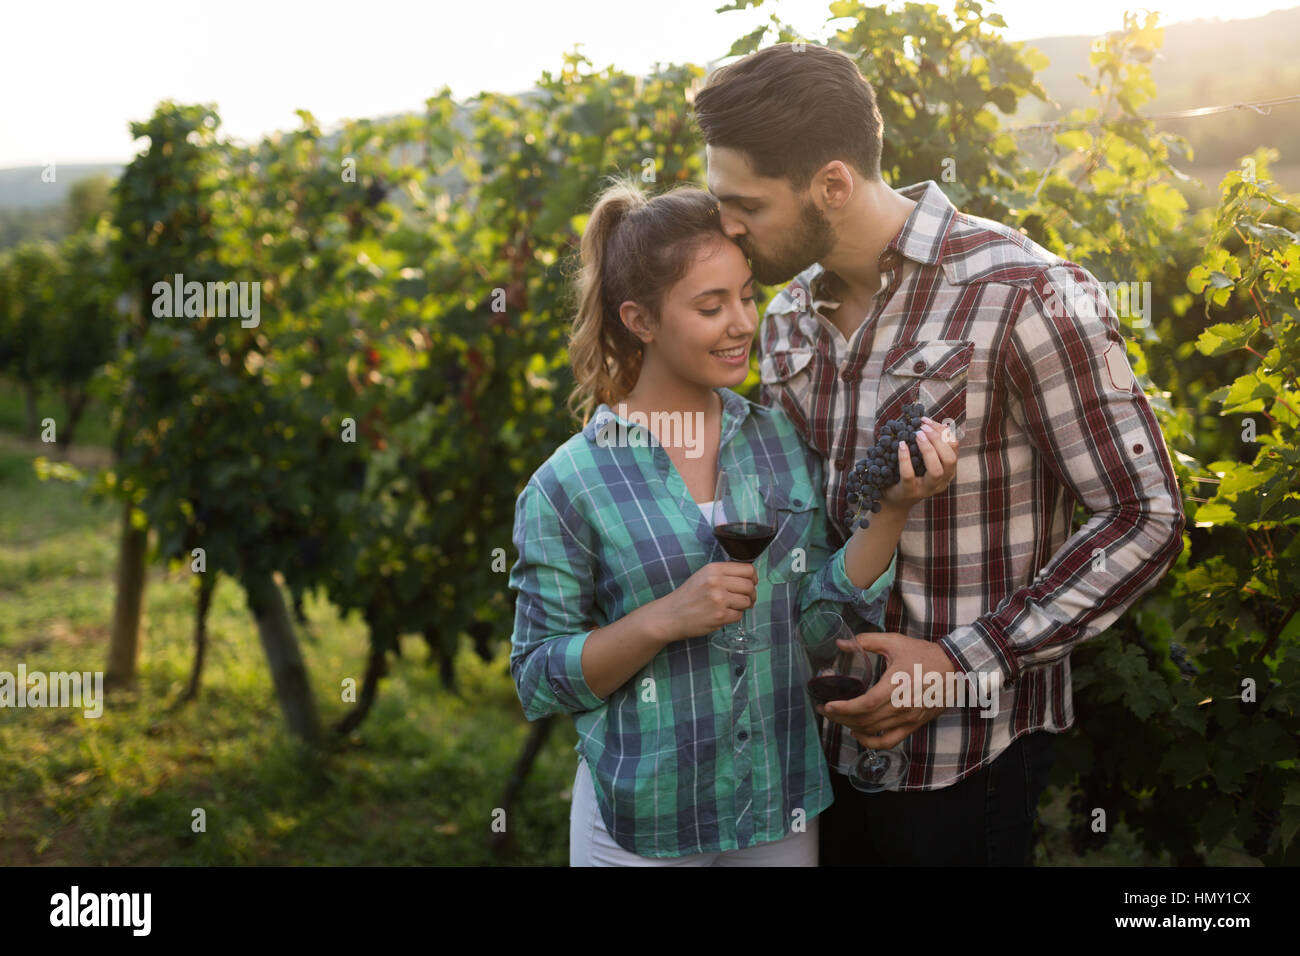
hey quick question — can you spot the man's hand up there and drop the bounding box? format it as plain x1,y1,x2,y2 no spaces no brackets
818,632,959,749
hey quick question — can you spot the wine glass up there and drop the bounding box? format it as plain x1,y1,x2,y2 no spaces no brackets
798,609,910,792
709,463,776,654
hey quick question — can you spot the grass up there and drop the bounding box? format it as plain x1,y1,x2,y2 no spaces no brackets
0,375,1229,866
0,411,580,865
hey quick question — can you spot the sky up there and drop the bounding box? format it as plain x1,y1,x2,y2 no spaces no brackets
0,0,1293,168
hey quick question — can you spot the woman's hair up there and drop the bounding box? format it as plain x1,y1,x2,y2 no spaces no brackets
693,42,883,191
567,176,727,424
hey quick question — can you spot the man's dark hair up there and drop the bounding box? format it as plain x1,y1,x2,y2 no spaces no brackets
693,42,883,191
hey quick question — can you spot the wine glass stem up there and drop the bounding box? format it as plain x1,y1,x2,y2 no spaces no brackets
744,558,759,635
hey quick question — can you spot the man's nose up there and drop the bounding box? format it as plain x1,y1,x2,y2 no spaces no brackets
719,210,745,239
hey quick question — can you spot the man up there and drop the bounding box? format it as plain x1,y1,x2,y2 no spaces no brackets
693,43,1186,865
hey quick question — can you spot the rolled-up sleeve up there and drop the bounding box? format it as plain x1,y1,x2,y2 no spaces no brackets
508,477,606,720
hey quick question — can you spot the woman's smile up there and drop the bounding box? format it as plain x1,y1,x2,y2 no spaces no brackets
710,342,749,365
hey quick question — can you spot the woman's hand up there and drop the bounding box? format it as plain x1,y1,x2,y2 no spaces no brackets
648,562,758,644
880,416,959,511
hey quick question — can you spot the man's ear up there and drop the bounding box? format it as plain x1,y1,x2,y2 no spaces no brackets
813,160,855,211
619,300,655,344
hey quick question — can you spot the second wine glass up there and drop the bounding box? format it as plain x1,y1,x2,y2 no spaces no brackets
798,609,910,792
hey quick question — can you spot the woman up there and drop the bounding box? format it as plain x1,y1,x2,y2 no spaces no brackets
507,177,958,865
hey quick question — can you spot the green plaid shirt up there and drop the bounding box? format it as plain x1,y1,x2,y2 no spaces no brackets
508,386,895,857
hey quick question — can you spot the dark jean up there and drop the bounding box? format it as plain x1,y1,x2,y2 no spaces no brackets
818,731,1056,866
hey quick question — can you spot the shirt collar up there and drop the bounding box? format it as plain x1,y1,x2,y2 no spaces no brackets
887,180,958,267
807,179,957,301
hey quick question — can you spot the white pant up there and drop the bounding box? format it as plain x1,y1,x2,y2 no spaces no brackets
569,759,819,866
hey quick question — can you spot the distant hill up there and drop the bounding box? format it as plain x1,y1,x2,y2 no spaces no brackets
1013,6,1300,193
0,163,124,210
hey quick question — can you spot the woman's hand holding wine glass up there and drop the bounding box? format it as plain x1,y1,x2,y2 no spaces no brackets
645,562,758,644
636,462,777,652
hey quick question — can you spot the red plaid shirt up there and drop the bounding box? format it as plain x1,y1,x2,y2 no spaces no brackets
758,180,1186,789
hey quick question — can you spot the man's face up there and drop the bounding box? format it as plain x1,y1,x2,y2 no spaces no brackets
706,145,836,286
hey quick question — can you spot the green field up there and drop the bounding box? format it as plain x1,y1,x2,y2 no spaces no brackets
0,376,1209,866
0,379,581,865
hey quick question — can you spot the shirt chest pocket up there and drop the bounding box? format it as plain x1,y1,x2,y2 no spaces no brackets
759,347,815,406
765,480,819,584
874,339,974,441
759,347,827,456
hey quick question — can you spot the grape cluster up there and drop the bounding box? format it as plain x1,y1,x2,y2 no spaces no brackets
1168,641,1200,679
845,403,927,530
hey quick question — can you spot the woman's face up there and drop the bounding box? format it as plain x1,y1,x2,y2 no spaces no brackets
625,236,758,391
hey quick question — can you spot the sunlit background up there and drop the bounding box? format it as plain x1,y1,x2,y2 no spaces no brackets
1,0,1296,166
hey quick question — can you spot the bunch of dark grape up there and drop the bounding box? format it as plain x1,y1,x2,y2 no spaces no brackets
845,402,927,530
1168,641,1200,679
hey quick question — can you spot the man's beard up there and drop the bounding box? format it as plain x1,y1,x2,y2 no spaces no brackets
742,198,835,286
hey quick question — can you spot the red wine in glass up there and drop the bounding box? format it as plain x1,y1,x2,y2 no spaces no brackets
709,464,776,654
713,522,776,562
806,674,867,705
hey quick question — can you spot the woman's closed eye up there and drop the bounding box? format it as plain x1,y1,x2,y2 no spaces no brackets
701,295,755,316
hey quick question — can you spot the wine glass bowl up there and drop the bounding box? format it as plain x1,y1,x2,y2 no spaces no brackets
802,610,868,704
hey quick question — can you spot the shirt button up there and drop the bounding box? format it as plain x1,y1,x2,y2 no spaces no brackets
836,457,848,470
734,665,744,677
737,730,748,741
841,368,856,382
1133,443,1144,454
791,498,802,507
913,360,927,373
